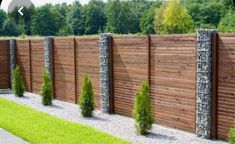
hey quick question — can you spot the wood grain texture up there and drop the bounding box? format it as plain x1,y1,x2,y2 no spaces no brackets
15,40,30,91
150,34,196,132
53,38,76,103
112,36,148,117
76,37,100,108
30,40,44,94
217,36,235,140
0,40,10,89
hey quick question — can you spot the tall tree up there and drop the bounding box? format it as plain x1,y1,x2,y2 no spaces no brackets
154,4,165,34
66,2,85,35
183,0,225,29
140,6,156,34
2,18,19,36
31,5,57,36
218,9,235,32
83,0,107,34
0,10,6,35
162,0,193,34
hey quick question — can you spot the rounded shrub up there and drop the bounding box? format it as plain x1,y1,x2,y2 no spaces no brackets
79,74,94,117
133,81,154,135
40,70,53,105
13,65,25,97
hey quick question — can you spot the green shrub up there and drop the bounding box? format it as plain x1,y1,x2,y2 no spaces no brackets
40,70,53,105
79,74,94,117
133,81,154,135
229,126,235,144
13,65,25,97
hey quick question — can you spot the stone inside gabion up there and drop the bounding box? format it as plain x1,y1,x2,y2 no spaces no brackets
196,30,215,139
99,34,111,113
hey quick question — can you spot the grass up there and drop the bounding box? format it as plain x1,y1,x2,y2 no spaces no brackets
0,98,130,144
229,127,235,144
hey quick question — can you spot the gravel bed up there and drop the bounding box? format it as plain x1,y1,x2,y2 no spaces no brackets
0,91,228,144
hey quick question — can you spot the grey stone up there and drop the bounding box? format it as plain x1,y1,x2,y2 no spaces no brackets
99,33,111,113
9,39,16,89
44,36,53,76
196,29,216,139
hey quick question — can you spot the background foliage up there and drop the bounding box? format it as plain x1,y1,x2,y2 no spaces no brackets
0,0,234,36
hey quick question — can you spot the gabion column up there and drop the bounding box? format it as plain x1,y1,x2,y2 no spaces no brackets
99,33,111,113
44,36,53,76
9,39,16,89
196,29,216,139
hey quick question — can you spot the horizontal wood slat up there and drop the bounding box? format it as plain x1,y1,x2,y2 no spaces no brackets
150,35,196,133
0,40,10,89
76,37,100,108
217,35,235,140
113,36,149,117
16,40,30,91
31,40,44,94
53,38,75,103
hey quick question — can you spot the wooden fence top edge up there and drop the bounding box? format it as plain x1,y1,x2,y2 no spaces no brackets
218,33,235,37
2,33,235,41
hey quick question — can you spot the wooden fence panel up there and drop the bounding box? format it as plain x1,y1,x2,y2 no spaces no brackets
76,37,100,108
150,35,196,132
0,40,10,89
16,40,31,91
113,36,148,116
217,34,235,140
31,39,44,94
53,38,76,103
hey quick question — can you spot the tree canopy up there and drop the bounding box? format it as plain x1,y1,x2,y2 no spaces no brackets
0,0,235,36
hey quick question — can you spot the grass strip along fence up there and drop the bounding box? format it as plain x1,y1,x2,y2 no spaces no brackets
0,98,130,144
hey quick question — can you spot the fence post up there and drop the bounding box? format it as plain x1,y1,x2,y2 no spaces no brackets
9,39,16,89
99,33,112,113
211,32,218,139
44,36,54,96
44,37,53,76
196,29,217,139
28,40,32,92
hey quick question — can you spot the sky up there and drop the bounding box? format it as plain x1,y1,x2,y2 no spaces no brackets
0,0,90,11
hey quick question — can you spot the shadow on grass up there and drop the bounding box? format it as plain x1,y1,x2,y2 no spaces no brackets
145,132,176,141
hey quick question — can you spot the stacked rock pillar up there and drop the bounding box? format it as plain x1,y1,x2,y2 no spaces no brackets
9,39,16,89
44,36,54,97
99,33,112,113
196,29,216,139
44,36,53,76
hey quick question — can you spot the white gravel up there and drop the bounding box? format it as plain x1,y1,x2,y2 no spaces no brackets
0,91,228,144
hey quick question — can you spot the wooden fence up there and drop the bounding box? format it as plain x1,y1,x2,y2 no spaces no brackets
0,34,235,140
0,40,10,89
217,34,235,140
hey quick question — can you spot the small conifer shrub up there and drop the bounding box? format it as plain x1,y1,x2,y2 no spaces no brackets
79,74,94,117
41,70,53,105
133,81,154,135
13,65,25,97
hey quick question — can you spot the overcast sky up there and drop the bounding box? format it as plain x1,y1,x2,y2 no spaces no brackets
0,0,90,11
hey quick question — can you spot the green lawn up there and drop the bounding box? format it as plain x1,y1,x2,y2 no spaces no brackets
0,98,130,144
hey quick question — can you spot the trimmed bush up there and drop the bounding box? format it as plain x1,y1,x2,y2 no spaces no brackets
13,65,25,97
133,81,154,135
229,126,235,144
79,74,94,117
40,70,53,105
